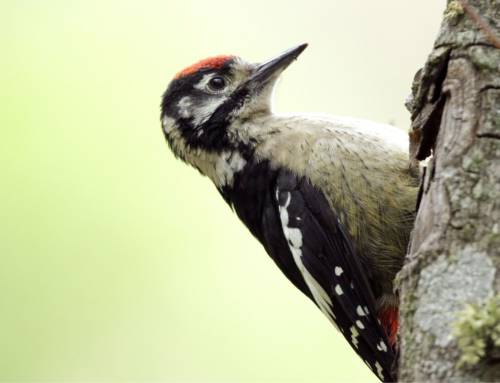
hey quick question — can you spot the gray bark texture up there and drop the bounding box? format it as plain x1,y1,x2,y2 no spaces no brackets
397,0,500,381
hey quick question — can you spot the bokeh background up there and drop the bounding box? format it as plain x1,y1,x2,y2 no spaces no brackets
2,1,445,381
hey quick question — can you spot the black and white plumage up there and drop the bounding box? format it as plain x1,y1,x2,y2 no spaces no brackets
160,44,418,381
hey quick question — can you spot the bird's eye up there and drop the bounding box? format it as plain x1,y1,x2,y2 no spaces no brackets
208,76,226,91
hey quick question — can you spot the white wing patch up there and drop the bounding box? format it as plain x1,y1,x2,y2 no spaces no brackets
276,189,337,327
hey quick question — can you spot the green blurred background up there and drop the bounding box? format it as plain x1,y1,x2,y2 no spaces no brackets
1,1,444,381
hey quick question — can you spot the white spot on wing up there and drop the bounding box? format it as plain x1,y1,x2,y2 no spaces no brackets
334,266,343,276
377,339,388,352
356,320,365,330
334,284,343,296
356,305,367,317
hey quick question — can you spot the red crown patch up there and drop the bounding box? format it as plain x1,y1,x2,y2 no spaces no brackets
175,55,234,79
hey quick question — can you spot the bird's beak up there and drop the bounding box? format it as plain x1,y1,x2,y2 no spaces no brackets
247,43,308,89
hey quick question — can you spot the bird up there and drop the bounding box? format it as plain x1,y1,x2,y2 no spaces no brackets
160,43,418,382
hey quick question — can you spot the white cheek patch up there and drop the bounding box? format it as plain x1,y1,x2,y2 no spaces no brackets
178,96,193,118
193,96,228,126
177,94,228,127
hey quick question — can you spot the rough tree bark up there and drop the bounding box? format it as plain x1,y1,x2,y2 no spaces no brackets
397,0,500,381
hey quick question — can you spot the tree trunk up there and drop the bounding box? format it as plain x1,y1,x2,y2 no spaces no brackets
397,0,500,381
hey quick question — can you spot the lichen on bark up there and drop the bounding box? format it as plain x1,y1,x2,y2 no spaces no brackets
454,294,500,368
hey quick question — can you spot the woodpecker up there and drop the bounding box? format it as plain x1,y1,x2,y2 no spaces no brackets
160,44,418,382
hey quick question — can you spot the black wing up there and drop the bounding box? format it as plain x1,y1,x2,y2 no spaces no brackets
222,163,396,381
273,170,396,381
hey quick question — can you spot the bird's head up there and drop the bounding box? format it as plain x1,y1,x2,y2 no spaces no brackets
161,44,307,162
